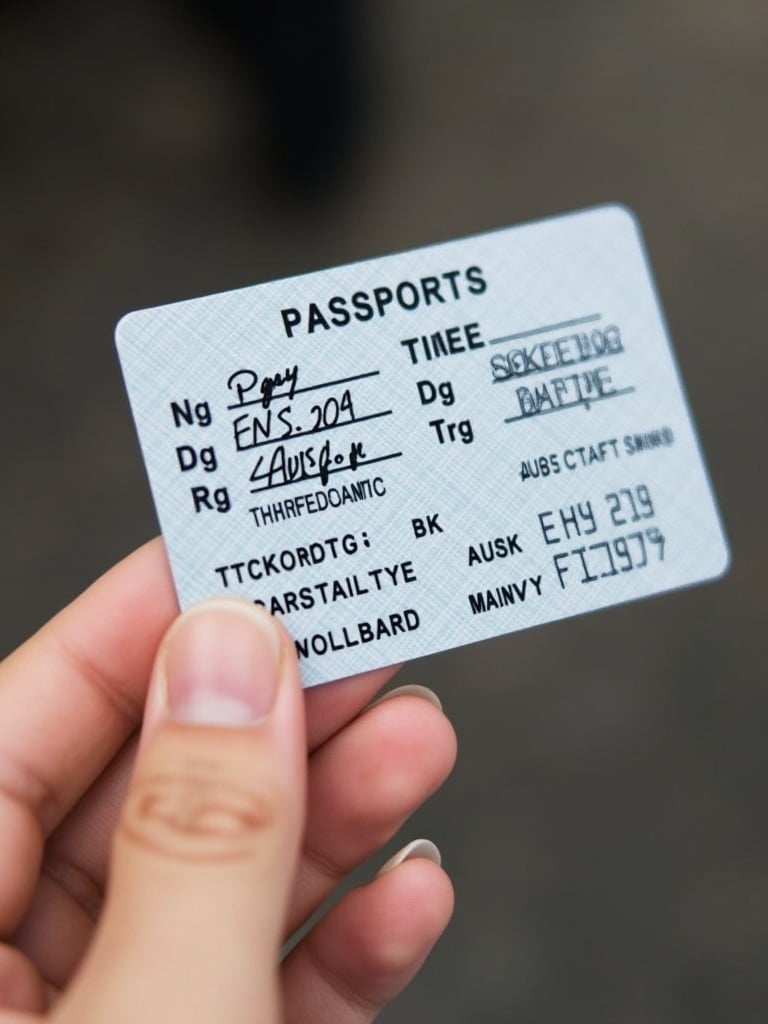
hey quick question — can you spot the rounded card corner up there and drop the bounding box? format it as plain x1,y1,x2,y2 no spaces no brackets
711,543,732,582
114,309,142,350
602,202,642,235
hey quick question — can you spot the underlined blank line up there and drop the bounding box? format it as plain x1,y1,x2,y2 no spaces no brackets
249,451,404,494
241,409,393,450
504,386,636,424
227,370,380,411
488,314,602,347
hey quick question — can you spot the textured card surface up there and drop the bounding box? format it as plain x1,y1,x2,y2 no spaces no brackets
116,205,729,687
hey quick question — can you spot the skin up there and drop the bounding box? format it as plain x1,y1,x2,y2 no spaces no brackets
0,538,456,1023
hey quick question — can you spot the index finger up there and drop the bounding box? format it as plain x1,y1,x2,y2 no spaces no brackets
0,539,178,838
0,538,397,934
0,538,396,838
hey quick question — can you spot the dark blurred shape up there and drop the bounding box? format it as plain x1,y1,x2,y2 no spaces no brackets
188,0,365,200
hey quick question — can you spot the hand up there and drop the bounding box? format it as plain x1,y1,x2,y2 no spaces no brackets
0,539,456,1022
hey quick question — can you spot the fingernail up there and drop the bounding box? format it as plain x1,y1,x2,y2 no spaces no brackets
376,838,442,878
368,684,443,713
160,600,282,725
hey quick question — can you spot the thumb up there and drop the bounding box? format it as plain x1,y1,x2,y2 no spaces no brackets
59,599,306,1024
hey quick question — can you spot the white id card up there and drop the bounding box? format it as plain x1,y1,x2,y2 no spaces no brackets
116,205,729,687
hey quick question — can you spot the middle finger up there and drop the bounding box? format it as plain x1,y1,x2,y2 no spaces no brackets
286,688,456,937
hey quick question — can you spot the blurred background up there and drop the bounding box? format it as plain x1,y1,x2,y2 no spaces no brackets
1,1,766,1020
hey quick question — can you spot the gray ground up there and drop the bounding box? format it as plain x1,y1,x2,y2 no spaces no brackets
1,2,766,1021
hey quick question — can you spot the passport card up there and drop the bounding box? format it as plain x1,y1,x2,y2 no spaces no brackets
116,205,729,686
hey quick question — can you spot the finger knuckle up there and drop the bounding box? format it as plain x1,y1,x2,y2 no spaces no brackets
119,764,278,862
